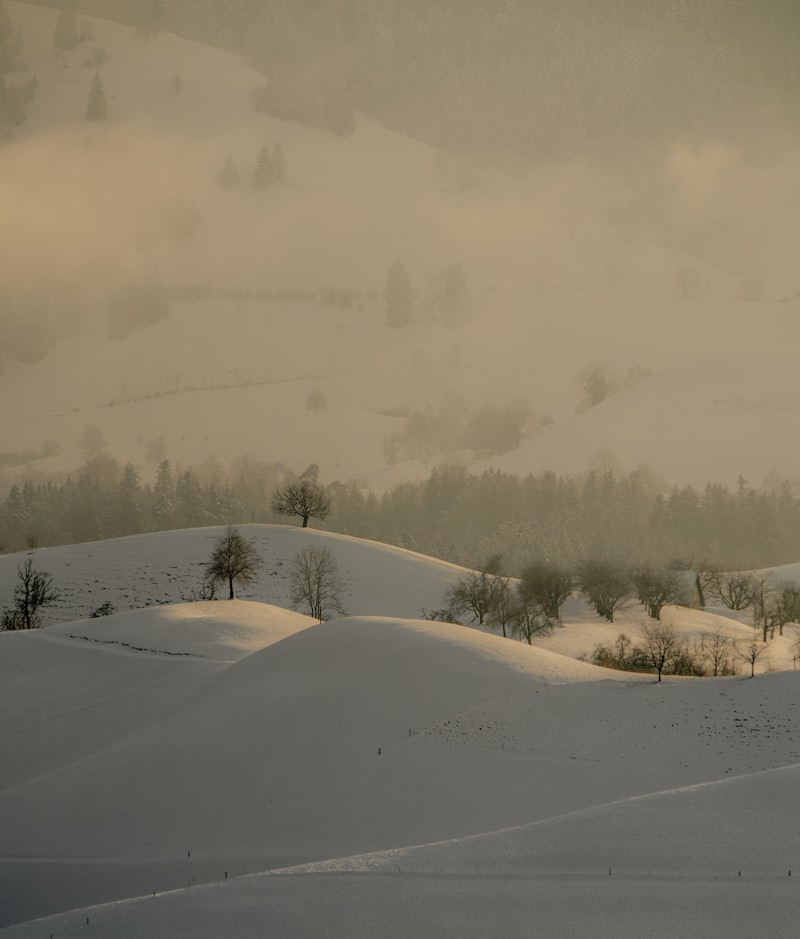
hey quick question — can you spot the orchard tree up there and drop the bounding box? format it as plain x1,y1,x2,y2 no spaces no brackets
519,559,573,621
511,588,554,644
631,566,687,620
640,622,680,682
1,558,59,630
271,478,331,528
578,559,630,623
289,544,346,622
705,572,754,611
444,555,506,626
700,628,733,677
205,525,261,599
736,630,768,678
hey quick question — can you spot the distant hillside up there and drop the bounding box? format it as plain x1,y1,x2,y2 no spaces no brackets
15,0,800,158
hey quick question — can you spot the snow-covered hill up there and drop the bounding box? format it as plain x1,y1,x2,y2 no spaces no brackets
1,525,799,931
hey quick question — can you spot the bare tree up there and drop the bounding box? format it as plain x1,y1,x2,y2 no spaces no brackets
486,573,514,638
774,583,800,636
746,574,775,641
511,588,554,644
578,559,630,623
705,572,755,611
289,545,346,622
519,559,573,621
1,557,59,630
640,622,681,682
735,630,768,678
700,628,733,677
271,479,331,528
444,555,505,626
205,525,261,599
631,566,687,620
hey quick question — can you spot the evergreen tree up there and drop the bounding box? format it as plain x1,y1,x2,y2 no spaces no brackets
53,6,78,53
384,260,414,327
86,72,107,121
115,463,143,535
152,458,174,530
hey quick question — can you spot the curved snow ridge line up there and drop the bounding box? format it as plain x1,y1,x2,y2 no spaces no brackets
269,761,800,875
65,633,203,658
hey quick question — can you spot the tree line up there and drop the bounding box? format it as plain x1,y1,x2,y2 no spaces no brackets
3,457,800,573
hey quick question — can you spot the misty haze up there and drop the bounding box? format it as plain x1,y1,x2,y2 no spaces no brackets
1,2,800,936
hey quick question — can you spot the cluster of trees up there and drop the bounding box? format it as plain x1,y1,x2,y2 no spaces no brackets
6,460,800,575
219,142,286,190
0,1,36,133
442,556,798,679
0,456,332,552
435,557,575,644
383,260,474,329
383,395,540,464
591,623,772,681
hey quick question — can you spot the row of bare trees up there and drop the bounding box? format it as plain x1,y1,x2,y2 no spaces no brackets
437,557,687,637
701,572,800,641
592,623,771,681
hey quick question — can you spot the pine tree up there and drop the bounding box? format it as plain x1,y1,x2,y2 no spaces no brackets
86,72,107,121
152,459,174,530
253,144,271,189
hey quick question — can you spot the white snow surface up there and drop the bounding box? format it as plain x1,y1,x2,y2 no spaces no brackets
2,6,800,935
1,527,800,935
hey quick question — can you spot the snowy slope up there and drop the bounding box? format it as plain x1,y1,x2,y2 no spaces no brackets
1,525,800,928
475,343,800,487
2,615,799,929
0,524,470,625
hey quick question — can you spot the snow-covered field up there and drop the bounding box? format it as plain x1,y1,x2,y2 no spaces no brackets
1,525,799,936
3,5,800,934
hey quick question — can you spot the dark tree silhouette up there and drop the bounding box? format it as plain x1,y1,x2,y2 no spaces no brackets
289,545,346,622
271,479,331,528
205,525,261,599
641,622,680,682
1,558,59,630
